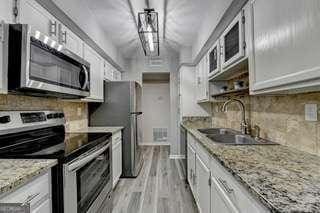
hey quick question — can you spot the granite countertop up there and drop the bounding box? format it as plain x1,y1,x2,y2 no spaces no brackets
182,120,320,213
68,126,123,134
0,159,57,196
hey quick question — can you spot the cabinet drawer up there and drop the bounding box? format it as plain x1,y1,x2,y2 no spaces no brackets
112,131,122,144
0,171,51,210
210,159,268,213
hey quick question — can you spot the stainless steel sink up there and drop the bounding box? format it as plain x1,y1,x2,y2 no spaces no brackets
198,128,278,145
198,128,237,135
206,134,278,145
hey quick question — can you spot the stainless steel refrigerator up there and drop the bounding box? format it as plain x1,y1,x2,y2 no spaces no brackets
89,81,143,177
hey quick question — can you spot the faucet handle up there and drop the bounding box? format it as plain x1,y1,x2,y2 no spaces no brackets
252,125,261,140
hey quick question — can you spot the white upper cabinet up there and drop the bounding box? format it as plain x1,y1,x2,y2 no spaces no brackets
249,0,320,94
19,0,59,41
220,9,246,69
196,56,210,102
208,40,221,79
82,44,104,102
103,61,113,81
59,24,83,57
0,0,14,23
113,70,122,81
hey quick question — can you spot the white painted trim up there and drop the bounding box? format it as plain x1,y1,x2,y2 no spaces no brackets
140,143,171,146
169,155,186,159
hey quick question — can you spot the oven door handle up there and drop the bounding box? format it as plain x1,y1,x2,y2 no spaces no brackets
67,143,109,172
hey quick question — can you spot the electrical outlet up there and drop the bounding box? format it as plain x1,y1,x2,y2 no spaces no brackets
305,104,317,121
77,107,82,116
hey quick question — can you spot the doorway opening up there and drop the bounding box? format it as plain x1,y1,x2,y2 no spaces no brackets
141,72,171,145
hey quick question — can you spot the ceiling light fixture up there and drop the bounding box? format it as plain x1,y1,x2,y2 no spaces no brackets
138,8,159,56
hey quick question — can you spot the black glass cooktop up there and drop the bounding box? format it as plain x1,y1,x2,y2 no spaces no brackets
0,126,111,162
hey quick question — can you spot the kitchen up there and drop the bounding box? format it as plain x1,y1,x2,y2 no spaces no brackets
0,0,319,213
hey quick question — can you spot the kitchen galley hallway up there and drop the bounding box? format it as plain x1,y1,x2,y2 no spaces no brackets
112,146,198,213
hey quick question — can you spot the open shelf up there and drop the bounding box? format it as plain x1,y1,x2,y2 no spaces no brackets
211,87,249,98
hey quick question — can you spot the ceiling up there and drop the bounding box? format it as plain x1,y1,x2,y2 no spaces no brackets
85,0,224,58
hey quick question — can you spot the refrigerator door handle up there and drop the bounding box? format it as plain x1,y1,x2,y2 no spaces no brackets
130,112,143,115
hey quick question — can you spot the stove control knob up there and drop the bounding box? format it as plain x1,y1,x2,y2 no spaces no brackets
58,113,64,118
0,116,11,124
47,114,54,119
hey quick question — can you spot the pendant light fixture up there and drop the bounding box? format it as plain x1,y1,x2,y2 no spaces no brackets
138,8,159,56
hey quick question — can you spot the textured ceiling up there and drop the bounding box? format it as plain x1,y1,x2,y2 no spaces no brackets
85,0,230,58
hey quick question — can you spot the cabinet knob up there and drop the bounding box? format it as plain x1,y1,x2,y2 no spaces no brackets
0,116,10,124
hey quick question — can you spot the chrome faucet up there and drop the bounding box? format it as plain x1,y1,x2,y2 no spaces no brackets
222,99,250,135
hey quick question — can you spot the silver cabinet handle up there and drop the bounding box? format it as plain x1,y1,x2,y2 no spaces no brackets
21,193,40,206
49,20,57,37
81,65,89,90
189,169,193,181
61,30,67,44
218,178,234,194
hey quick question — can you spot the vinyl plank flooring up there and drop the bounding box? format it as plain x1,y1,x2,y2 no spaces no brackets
112,146,198,213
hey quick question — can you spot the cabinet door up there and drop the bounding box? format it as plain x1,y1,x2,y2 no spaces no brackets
59,24,83,57
187,144,196,194
103,61,112,81
19,0,59,41
83,44,104,101
32,199,52,213
112,141,122,188
208,40,221,78
195,155,211,213
250,0,320,94
0,0,14,23
196,63,202,101
221,10,245,69
211,177,239,213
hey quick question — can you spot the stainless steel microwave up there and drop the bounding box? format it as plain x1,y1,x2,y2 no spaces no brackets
3,24,90,98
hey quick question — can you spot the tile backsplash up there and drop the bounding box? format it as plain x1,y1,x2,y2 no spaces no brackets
212,93,320,156
0,94,88,131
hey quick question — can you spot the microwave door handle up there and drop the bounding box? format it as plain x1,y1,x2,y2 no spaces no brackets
67,143,109,172
81,65,89,90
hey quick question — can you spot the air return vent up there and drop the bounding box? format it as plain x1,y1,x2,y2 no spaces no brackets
149,58,163,67
153,127,168,142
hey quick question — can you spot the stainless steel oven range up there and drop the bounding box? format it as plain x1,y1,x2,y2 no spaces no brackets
0,111,112,213
2,24,90,98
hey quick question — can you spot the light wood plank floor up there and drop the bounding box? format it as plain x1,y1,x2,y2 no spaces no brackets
112,146,198,213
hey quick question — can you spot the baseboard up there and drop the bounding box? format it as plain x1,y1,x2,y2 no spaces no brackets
140,142,171,146
169,155,186,159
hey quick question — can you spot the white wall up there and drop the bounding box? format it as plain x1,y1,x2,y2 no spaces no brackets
141,82,170,144
191,0,232,61
52,0,124,68
123,46,180,155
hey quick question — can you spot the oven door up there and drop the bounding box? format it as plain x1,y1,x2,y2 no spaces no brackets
63,143,112,213
7,24,90,97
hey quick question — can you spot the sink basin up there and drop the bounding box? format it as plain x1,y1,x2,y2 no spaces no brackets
206,134,278,145
198,128,237,135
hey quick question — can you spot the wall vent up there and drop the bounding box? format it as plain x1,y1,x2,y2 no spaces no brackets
153,127,168,142
149,58,163,67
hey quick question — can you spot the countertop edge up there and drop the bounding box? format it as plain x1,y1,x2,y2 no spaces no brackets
181,123,278,213
0,159,57,197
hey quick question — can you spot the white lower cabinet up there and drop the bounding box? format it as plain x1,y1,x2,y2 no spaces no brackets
187,133,269,213
195,154,211,213
0,171,52,213
112,131,122,188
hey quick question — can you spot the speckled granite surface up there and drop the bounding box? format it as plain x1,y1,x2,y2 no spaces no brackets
182,119,320,213
67,126,123,134
0,159,57,195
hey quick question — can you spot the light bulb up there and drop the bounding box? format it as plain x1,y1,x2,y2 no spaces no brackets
146,24,154,52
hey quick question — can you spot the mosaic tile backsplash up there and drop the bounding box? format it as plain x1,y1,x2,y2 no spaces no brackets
212,93,320,156
0,94,88,131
